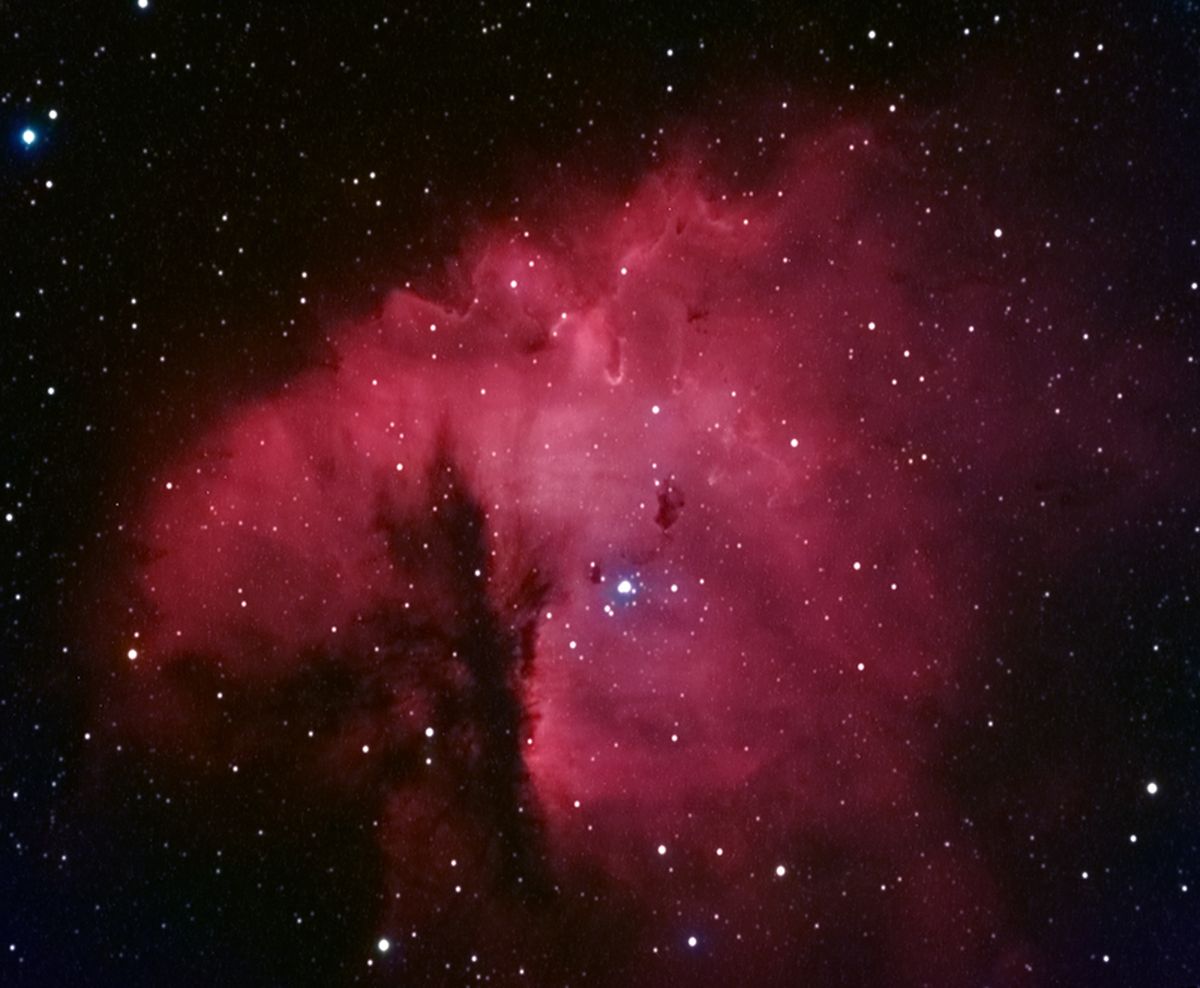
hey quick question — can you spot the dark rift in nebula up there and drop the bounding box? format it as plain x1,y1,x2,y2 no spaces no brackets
376,446,554,902
86,119,1188,986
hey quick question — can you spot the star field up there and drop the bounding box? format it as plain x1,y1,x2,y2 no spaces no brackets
2,3,1199,987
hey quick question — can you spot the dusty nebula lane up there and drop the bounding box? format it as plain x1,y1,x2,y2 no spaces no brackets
92,123,1186,985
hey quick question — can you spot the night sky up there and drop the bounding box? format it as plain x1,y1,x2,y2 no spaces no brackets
3,2,1200,986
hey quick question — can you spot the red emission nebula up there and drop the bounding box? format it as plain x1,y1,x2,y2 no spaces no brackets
92,124,1172,985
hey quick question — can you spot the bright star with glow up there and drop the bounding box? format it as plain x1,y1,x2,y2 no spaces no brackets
616,579,633,594
21,128,36,147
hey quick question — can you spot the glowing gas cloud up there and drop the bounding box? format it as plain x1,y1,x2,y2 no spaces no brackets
97,123,1178,985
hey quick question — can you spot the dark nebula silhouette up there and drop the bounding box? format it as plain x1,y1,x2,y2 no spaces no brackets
654,477,685,532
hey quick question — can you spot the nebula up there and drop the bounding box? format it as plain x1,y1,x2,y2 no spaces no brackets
90,121,1182,986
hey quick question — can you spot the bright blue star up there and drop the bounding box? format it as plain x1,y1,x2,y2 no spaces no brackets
20,128,36,147
616,579,634,595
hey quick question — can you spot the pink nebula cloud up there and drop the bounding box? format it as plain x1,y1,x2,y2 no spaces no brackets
94,122,1172,985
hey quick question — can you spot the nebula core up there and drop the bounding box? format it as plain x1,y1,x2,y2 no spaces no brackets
90,123,1184,986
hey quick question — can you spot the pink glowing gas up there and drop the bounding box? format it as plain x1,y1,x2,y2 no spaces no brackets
96,123,1169,985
